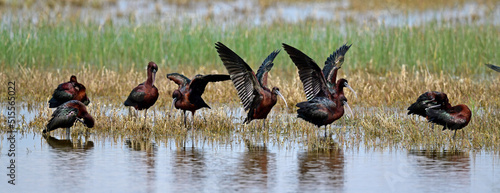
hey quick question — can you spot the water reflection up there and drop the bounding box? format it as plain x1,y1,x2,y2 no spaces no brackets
125,138,157,193
408,150,470,190
232,140,276,190
43,134,94,191
298,141,344,192
172,144,207,191
44,134,94,150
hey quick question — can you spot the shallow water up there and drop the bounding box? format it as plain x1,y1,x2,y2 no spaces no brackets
1,131,499,192
1,0,499,26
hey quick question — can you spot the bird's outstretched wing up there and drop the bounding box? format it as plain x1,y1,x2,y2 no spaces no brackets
190,74,231,97
282,43,330,100
485,64,500,72
167,73,191,87
256,49,280,88
216,42,262,111
323,44,351,85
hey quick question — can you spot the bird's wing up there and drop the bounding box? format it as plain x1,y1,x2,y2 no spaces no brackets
323,44,351,85
216,42,262,111
166,73,191,87
45,106,79,133
255,49,280,87
282,43,330,100
190,74,231,97
485,64,500,72
124,83,146,106
426,108,467,129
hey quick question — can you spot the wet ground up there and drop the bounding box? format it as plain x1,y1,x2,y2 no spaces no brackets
1,131,499,192
1,102,500,192
1,0,499,26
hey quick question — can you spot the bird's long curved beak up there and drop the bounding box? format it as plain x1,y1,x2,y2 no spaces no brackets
427,104,441,109
344,82,357,98
276,90,288,108
170,98,176,117
152,71,156,84
343,101,354,118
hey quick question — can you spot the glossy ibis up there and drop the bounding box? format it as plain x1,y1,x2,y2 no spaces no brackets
282,43,355,136
408,91,472,139
124,61,159,122
408,91,451,117
485,64,500,72
49,75,90,108
44,100,95,136
167,73,231,128
215,42,287,129
426,104,472,139
407,91,452,129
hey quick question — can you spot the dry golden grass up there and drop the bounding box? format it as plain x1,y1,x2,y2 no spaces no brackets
2,65,499,150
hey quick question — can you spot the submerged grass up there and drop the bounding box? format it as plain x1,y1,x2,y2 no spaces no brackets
1,66,499,151
1,2,499,150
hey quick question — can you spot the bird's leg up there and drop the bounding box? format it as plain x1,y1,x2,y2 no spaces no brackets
183,110,187,128
324,125,327,138
191,111,195,130
453,130,457,140
66,128,71,139
262,119,266,131
144,109,148,125
431,123,435,130
153,109,156,126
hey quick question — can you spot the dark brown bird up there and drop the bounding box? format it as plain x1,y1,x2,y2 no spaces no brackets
167,73,231,127
215,42,287,129
408,91,452,117
124,61,159,121
44,100,94,135
407,91,452,129
485,64,500,72
282,43,354,136
426,104,472,139
408,91,472,139
49,75,90,108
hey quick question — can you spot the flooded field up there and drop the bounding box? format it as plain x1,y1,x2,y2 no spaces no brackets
2,100,500,191
1,130,499,192
1,0,500,192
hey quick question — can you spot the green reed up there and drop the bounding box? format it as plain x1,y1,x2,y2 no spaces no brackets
1,20,498,74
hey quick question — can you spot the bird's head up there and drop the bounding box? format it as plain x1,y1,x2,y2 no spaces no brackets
272,87,288,107
337,79,357,97
82,113,95,128
148,61,158,83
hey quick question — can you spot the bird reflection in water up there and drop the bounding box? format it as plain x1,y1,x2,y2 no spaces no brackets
298,140,344,192
43,134,94,150
125,138,157,193
232,139,276,189
172,144,206,191
42,134,94,189
408,150,470,190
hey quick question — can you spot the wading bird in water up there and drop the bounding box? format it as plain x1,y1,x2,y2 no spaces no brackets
167,73,231,128
215,42,287,129
282,43,355,137
124,62,159,122
408,91,472,139
49,75,90,108
485,64,500,72
44,100,95,137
